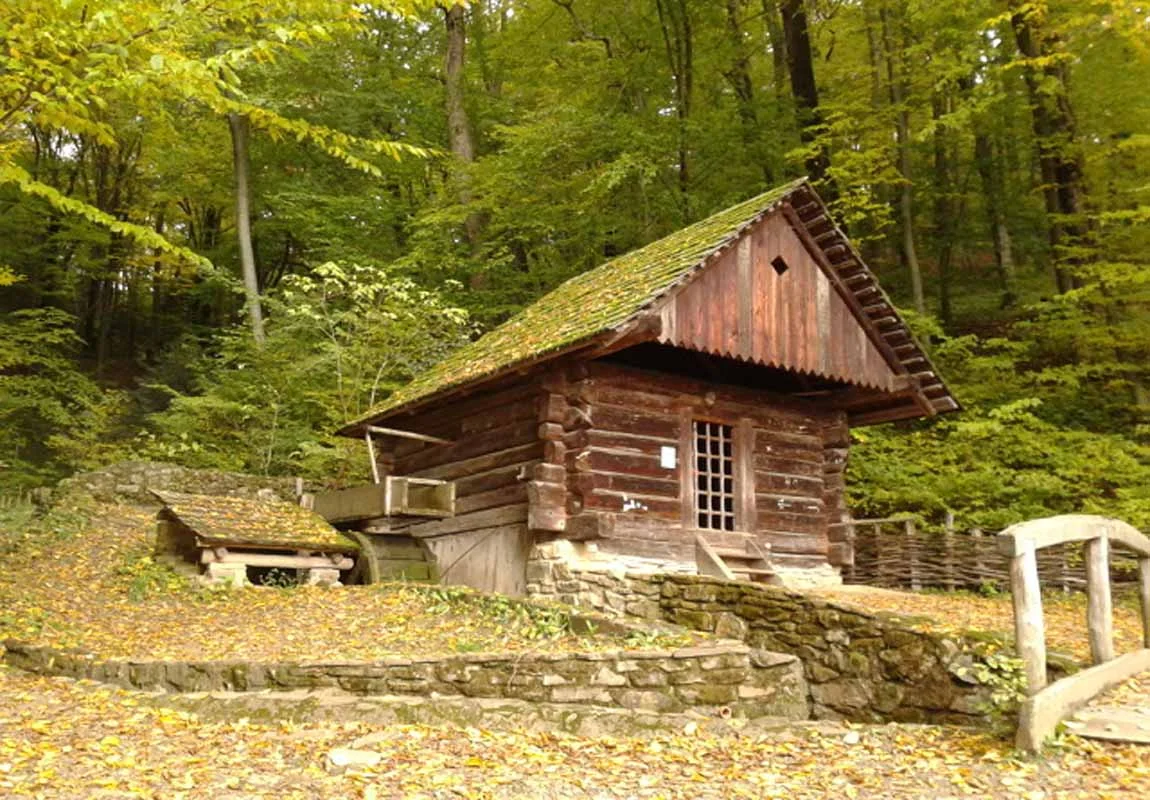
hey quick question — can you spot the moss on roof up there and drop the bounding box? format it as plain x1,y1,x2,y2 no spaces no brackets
152,490,359,553
344,178,807,430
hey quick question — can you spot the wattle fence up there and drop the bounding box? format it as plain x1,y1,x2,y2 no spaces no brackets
840,517,1144,592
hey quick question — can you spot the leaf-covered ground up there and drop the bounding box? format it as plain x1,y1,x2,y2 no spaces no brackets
813,585,1146,664
1,664,1147,799
0,503,695,662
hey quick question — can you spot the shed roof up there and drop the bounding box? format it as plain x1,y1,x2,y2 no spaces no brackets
340,178,956,433
152,490,359,553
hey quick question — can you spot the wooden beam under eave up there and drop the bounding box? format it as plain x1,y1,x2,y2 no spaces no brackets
366,425,453,445
848,403,926,426
588,313,663,359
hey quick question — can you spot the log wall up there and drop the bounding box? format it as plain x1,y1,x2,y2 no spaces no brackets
554,361,841,570
380,381,543,596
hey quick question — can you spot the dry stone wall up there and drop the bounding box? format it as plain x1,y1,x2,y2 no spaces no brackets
2,639,807,720
52,461,308,506
527,562,1003,724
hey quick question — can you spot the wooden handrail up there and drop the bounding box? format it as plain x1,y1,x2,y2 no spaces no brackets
996,514,1150,750
996,514,1150,559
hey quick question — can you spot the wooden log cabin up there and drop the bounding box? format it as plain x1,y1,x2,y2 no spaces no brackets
324,179,958,595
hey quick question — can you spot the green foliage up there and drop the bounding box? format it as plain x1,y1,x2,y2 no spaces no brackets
425,585,578,641
959,646,1028,733
116,551,188,602
0,0,1146,538
0,309,105,489
133,261,470,478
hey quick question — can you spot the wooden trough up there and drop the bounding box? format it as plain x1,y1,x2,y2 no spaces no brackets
151,489,359,586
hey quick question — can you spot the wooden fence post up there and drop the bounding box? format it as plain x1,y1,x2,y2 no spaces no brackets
1084,534,1115,665
943,512,956,591
906,518,920,590
1139,557,1150,648
971,527,985,589
1009,540,1047,695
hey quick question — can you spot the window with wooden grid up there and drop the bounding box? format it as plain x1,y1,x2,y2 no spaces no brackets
693,420,735,531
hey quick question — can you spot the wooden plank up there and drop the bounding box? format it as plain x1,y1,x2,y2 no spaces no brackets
592,405,680,441
408,505,527,539
679,407,694,531
735,418,756,534
1016,649,1150,752
737,236,753,355
1010,542,1048,696
396,420,537,475
454,483,528,515
424,524,530,596
410,442,540,482
313,483,388,524
1085,535,1115,664
201,551,354,570
695,534,737,580
586,448,676,479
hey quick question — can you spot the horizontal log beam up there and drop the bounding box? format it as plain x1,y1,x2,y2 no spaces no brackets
367,425,453,445
200,550,354,570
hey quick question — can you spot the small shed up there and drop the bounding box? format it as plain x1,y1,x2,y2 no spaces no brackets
152,490,360,586
320,178,959,594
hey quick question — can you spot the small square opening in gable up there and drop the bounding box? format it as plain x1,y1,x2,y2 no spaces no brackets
771,256,789,276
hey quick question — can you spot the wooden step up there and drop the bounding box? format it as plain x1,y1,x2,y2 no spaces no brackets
710,546,756,559
731,565,777,577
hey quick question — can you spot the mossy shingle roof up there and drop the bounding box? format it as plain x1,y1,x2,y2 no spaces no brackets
153,490,359,553
342,178,807,431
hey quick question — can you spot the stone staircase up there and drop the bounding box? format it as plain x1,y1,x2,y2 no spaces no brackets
694,532,776,584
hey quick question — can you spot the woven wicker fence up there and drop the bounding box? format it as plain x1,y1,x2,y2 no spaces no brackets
841,517,1142,593
0,491,34,511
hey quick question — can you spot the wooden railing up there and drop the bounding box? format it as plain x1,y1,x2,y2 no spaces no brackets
997,514,1150,750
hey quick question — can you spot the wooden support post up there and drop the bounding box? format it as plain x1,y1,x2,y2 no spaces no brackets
943,512,956,591
1010,541,1047,696
873,522,884,586
365,432,380,485
971,527,985,589
1084,535,1115,665
735,418,756,535
1139,557,1150,648
906,518,920,590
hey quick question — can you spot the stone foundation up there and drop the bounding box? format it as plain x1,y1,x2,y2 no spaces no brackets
2,639,808,721
527,564,1007,724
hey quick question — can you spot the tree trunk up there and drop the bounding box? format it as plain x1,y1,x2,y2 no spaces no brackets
1009,1,1087,293
973,127,1017,305
762,0,788,107
228,111,265,346
778,0,833,200
880,3,924,314
933,93,955,327
443,2,482,248
655,0,694,219
725,0,770,184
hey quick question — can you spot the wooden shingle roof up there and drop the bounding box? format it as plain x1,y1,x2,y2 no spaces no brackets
340,179,956,432
152,490,359,553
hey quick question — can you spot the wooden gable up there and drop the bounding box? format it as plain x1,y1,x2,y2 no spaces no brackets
654,211,899,391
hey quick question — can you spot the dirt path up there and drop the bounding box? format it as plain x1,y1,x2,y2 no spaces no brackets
1,664,1147,799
